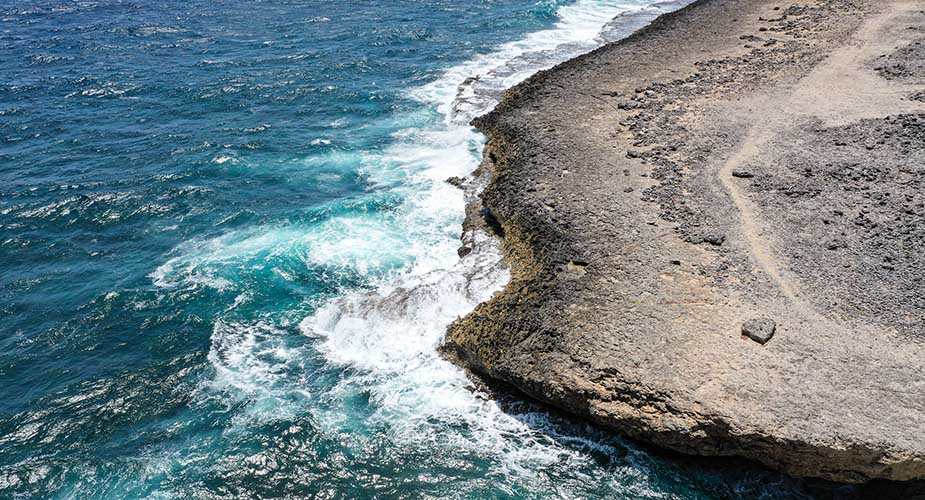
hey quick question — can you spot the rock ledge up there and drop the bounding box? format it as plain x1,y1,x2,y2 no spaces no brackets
443,0,925,483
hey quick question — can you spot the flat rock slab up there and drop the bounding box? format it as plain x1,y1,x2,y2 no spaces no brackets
444,0,925,484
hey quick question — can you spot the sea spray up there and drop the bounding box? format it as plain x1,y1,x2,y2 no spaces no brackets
0,0,803,497
296,0,700,491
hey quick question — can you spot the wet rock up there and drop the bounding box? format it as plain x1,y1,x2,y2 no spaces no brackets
479,206,505,238
742,318,776,344
446,176,466,188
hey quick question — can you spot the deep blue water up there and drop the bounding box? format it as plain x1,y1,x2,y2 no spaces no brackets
0,1,857,498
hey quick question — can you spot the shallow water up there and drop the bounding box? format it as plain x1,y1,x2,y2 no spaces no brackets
1,1,854,498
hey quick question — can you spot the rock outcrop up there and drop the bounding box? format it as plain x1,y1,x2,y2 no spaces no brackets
443,0,925,483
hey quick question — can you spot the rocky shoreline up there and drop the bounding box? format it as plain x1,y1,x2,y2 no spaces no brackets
442,0,925,484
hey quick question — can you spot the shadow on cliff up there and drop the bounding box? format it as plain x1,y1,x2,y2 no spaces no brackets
474,376,925,500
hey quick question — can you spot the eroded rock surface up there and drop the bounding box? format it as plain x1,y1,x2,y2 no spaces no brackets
443,0,925,483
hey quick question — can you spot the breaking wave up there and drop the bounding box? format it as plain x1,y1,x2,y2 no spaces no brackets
150,0,736,496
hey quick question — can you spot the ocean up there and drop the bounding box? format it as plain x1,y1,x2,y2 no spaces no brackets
0,0,847,498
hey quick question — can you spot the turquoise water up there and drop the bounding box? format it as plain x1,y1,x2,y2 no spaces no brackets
0,1,856,498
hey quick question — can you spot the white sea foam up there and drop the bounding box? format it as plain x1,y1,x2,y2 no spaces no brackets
211,154,236,164
418,0,695,124
201,320,312,423
297,0,689,489
158,0,692,492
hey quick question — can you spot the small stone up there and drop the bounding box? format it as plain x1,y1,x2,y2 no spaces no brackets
624,187,634,193
457,246,472,258
566,261,588,275
703,234,726,246
826,239,845,250
686,233,725,246
742,318,776,344
731,170,754,178
670,259,682,265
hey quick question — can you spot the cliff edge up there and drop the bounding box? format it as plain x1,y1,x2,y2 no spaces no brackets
443,0,925,483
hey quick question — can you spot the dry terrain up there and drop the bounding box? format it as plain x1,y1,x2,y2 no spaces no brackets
444,0,925,483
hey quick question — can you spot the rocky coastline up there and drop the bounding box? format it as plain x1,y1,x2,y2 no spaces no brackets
443,0,925,484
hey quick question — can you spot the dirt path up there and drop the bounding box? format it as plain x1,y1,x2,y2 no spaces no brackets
718,0,925,326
